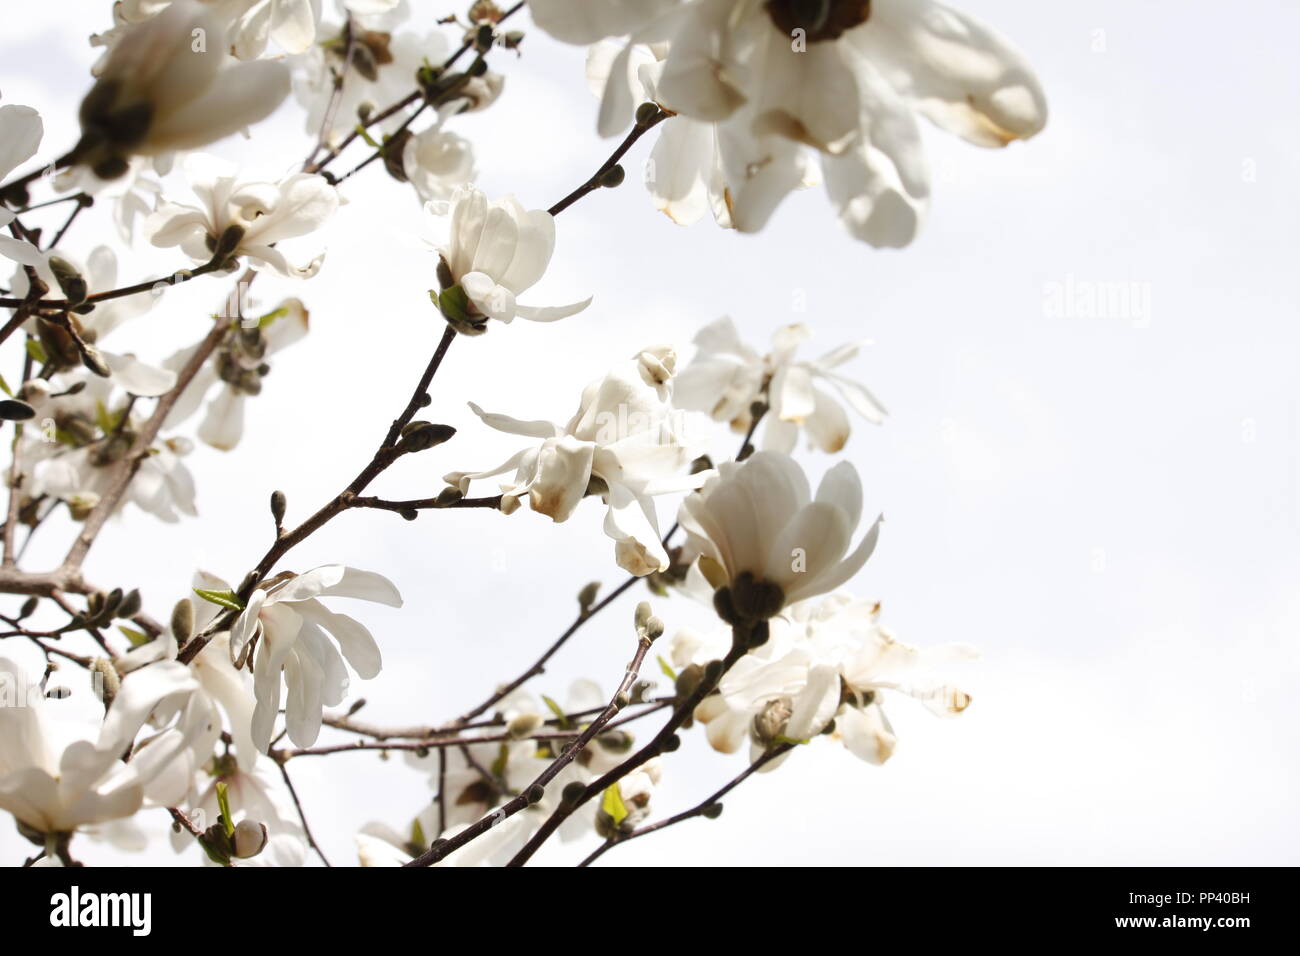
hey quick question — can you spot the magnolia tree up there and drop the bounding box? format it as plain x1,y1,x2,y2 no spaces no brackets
0,0,1045,867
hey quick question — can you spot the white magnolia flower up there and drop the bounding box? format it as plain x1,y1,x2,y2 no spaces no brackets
679,451,881,618
164,298,310,451
0,656,197,838
542,0,1046,245
672,592,972,768
447,347,707,575
403,126,476,202
675,317,886,453
146,155,340,278
695,643,842,764
122,572,261,771
595,756,663,836
291,17,440,147
177,758,306,866
0,96,45,266
115,0,323,60
428,185,592,328
19,373,199,523
228,564,403,751
76,0,290,178
795,593,976,763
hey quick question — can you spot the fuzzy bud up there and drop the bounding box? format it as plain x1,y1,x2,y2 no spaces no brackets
0,400,36,422
270,490,287,527
506,712,544,740
397,421,456,453
171,598,194,644
577,581,600,613
232,819,269,859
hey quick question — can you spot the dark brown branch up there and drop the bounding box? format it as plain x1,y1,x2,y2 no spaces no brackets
547,109,669,217
503,634,752,867
405,633,657,867
274,756,331,867
577,742,795,866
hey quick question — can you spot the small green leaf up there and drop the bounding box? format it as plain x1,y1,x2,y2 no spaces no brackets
257,306,289,329
600,783,629,827
215,782,235,837
541,695,568,729
117,625,150,647
657,655,677,681
355,124,381,149
0,373,11,397
193,587,244,611
489,743,509,779
25,339,47,365
93,400,120,436
410,816,426,850
197,835,231,867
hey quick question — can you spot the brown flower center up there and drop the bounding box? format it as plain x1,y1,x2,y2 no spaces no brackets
766,0,871,43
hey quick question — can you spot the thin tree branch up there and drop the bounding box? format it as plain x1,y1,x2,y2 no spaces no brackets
577,743,795,866
405,633,657,867
274,756,331,867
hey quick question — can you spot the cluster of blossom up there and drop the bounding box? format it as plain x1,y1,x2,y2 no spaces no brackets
0,0,1044,866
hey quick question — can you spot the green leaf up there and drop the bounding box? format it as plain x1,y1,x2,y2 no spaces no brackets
25,339,47,365
657,655,677,681
215,782,235,837
410,816,426,851
197,835,231,867
193,587,244,611
93,400,120,437
600,783,629,827
0,373,11,397
257,306,289,329
117,625,150,647
355,124,381,149
489,743,509,779
541,695,568,729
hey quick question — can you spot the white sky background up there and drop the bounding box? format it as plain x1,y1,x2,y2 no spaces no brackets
2,0,1298,866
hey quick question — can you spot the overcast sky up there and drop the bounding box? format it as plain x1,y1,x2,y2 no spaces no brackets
2,0,1298,866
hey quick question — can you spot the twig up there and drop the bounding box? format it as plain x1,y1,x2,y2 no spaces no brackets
547,109,669,216
503,632,753,867
405,633,657,867
275,757,331,867
454,575,640,725
577,743,794,866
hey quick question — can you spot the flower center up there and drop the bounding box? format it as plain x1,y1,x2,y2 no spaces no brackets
766,0,871,43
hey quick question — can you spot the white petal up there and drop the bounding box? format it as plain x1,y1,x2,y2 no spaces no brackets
104,352,177,397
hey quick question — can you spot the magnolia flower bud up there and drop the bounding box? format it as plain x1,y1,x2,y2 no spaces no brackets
233,819,269,859
270,490,287,527
507,712,544,739
577,581,600,613
171,598,195,644
752,698,793,746
90,657,120,708
635,102,663,127
0,400,35,422
117,589,143,620
67,493,101,521
398,421,456,453
81,347,112,379
48,257,88,307
434,486,463,507
598,164,625,188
